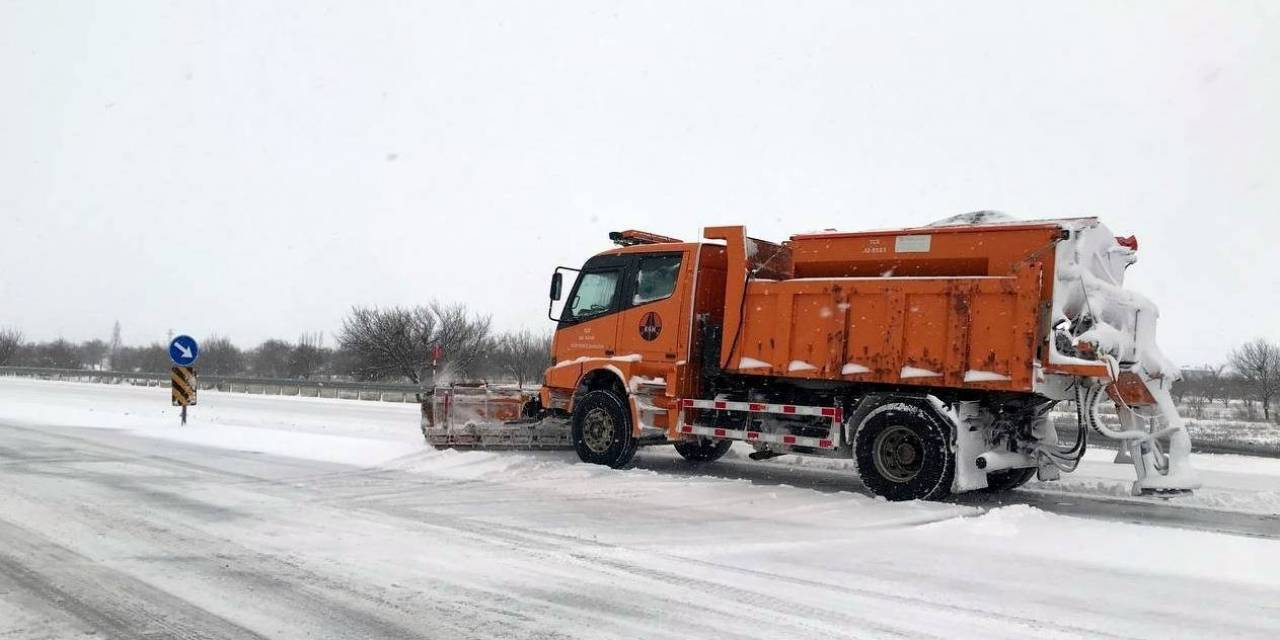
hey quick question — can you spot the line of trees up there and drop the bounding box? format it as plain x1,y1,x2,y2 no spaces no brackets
336,302,549,388
4,316,1277,420
1175,338,1280,422
0,304,552,388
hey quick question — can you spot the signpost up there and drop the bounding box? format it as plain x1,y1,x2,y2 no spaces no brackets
168,335,199,425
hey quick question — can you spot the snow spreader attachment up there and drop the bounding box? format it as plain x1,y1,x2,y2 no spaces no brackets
422,385,571,449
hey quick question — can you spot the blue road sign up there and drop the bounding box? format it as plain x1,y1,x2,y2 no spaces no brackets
169,335,200,366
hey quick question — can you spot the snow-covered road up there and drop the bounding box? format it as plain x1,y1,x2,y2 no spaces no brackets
1,378,1278,639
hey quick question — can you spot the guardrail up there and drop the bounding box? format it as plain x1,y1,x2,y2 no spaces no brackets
0,366,429,403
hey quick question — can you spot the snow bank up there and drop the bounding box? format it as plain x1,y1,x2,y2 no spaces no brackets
918,505,1280,588
0,377,423,467
1027,449,1280,515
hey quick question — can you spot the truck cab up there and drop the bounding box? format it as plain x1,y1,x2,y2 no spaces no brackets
542,234,725,417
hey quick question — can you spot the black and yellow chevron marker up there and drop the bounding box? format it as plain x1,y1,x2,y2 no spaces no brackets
171,366,197,407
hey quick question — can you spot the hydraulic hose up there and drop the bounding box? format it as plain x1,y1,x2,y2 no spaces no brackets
1033,383,1091,472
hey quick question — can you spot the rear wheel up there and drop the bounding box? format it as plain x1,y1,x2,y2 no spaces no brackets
673,437,733,463
981,467,1037,492
854,403,954,501
572,389,638,468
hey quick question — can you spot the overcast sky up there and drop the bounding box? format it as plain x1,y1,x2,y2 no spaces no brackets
2,1,1277,366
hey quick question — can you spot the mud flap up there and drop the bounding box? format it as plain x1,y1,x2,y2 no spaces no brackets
932,398,989,493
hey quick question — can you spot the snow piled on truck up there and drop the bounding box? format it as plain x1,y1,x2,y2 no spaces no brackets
926,210,1019,227
1049,219,1180,380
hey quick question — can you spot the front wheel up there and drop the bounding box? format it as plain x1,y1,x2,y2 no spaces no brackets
572,389,638,468
854,402,954,501
673,437,733,463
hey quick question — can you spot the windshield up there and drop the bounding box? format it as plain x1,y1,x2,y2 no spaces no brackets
566,270,620,320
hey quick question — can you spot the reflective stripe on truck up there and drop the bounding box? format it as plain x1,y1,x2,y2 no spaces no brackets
675,398,842,449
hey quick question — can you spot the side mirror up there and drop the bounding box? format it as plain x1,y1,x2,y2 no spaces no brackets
549,272,563,301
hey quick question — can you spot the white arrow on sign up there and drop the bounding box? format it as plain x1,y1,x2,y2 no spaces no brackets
175,343,193,360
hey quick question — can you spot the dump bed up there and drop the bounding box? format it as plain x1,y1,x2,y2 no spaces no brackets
719,222,1070,393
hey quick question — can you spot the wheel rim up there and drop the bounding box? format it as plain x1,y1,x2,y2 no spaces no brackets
582,407,615,453
872,425,924,483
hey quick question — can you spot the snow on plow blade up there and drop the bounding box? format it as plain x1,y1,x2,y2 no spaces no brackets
422,385,571,449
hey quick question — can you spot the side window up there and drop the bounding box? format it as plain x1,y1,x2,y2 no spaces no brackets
567,270,620,321
633,254,682,305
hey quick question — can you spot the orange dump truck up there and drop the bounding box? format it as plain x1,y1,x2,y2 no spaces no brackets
425,216,1199,500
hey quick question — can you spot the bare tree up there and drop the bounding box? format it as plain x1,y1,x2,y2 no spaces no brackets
289,332,329,380
0,328,21,366
1229,338,1280,420
200,335,246,376
250,339,293,378
137,343,172,373
78,339,109,370
1203,363,1228,406
338,302,492,390
495,329,552,387
429,301,492,381
339,306,438,387
22,339,82,369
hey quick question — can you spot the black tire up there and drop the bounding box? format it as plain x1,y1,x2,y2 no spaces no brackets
673,437,733,463
853,402,954,501
572,389,638,468
981,467,1037,492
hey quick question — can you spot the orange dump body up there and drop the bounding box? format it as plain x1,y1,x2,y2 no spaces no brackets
718,223,1072,393
540,220,1099,425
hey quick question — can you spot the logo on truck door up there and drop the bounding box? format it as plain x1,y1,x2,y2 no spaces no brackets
639,312,662,341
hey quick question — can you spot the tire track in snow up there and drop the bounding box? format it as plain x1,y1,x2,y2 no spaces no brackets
0,424,744,640
0,518,270,640
293,470,1112,639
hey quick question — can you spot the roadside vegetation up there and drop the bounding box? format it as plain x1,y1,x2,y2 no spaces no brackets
0,305,550,387
1,317,1278,427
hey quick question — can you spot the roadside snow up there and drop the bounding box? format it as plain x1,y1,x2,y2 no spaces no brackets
4,377,1280,639
1026,448,1280,515
0,377,423,466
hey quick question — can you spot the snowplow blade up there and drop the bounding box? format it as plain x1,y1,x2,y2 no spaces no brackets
422,385,571,449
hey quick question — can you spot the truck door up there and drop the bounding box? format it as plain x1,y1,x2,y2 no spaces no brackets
616,251,689,365
554,254,629,363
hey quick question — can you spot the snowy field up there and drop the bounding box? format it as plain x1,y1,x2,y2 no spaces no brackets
1,377,1278,639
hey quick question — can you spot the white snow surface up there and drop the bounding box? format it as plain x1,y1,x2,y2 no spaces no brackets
787,360,818,372
841,362,872,375
963,369,1012,382
2,377,1280,639
900,366,942,378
